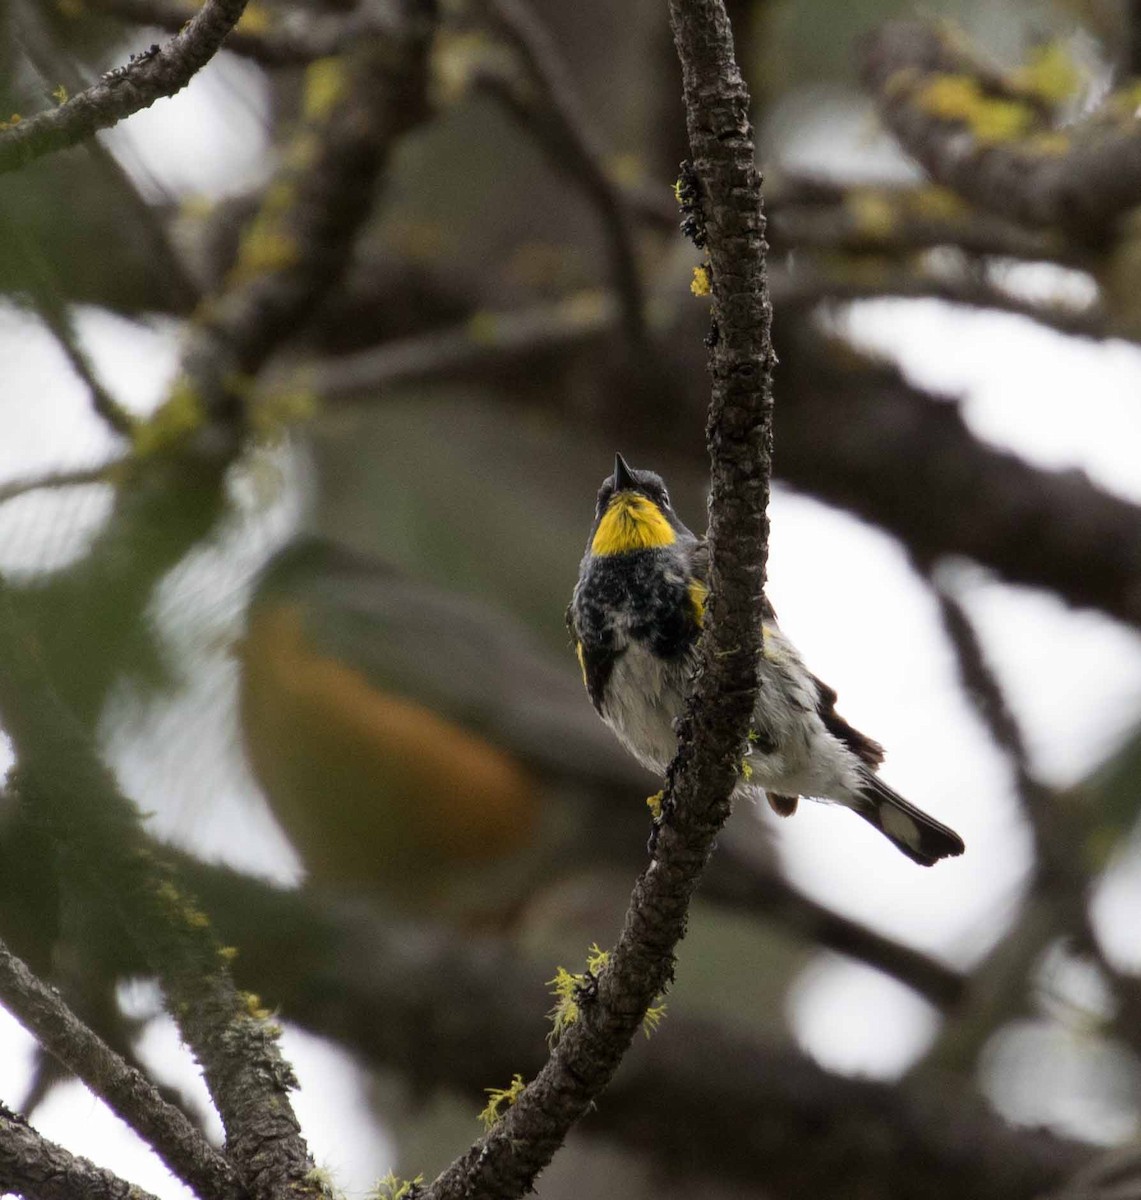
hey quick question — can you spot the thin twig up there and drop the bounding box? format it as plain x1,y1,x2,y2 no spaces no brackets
766,177,1090,267
0,1107,164,1200
0,186,134,434
421,0,774,1195
473,0,648,351
0,465,118,506
14,0,201,312
914,574,1141,1078
28,297,135,436
82,0,402,66
0,0,250,174
0,938,243,1200
777,265,1110,341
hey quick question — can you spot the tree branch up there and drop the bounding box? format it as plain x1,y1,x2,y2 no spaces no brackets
168,14,433,426
0,0,249,175
0,464,118,506
766,176,1090,267
311,290,1141,631
861,21,1141,241
0,938,242,1200
0,1106,163,1200
417,1,774,1195
472,0,648,352
912,575,1120,1077
773,323,1141,630
0,582,324,1200
81,0,400,65
176,864,1088,1200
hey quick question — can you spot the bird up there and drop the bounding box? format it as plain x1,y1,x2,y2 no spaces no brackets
236,535,661,923
566,453,965,866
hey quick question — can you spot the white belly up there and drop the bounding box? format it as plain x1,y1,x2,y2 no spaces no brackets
600,635,865,807
600,640,689,775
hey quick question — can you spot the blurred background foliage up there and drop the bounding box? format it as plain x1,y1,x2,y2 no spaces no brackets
2,0,1141,1196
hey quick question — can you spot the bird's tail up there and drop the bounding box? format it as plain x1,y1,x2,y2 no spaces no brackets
854,774,965,866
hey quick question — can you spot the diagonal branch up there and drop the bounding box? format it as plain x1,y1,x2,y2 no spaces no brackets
0,0,249,175
311,289,1141,631
0,580,323,1200
861,21,1141,240
0,1106,163,1200
81,0,400,66
0,938,242,1200
175,861,1086,1200
472,0,648,352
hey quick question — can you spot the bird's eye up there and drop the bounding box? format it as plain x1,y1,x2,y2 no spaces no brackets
660,490,671,510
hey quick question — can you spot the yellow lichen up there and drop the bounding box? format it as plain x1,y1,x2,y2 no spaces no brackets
607,152,644,186
467,311,500,343
547,944,609,1044
52,84,68,105
479,1074,526,1130
230,223,300,284
547,965,581,1044
430,31,500,107
642,1003,667,1037
645,790,664,821
846,190,896,240
151,877,214,935
1022,130,1072,156
133,376,206,456
250,381,319,441
303,57,348,122
690,264,712,296
907,185,967,221
369,1172,424,1200
237,1,272,33
916,74,1034,144
884,66,921,98
1011,42,1081,104
242,991,273,1021
301,1167,337,1198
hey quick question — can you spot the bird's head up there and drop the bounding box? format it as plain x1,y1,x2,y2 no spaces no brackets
588,453,693,557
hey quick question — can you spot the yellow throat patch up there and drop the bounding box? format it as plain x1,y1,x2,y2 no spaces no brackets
591,494,676,556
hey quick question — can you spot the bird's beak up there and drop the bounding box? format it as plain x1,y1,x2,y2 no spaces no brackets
613,452,637,492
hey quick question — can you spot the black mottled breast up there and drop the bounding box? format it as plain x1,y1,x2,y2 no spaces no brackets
568,549,699,713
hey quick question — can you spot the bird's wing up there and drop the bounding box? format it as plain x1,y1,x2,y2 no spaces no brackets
811,674,885,769
691,537,882,768
253,538,651,790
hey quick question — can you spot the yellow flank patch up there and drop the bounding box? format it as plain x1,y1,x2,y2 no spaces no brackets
688,578,708,626
575,640,587,685
761,622,784,662
591,495,676,556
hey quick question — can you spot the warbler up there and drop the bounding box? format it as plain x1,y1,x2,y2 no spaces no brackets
567,454,965,866
237,535,659,921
